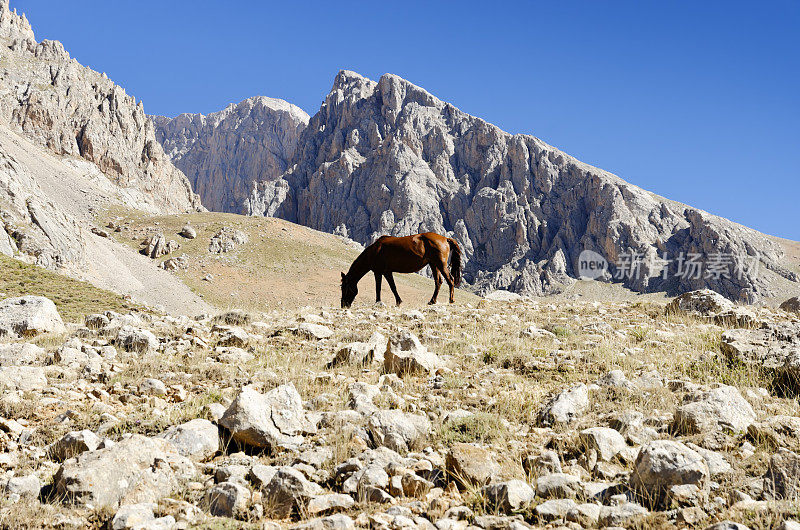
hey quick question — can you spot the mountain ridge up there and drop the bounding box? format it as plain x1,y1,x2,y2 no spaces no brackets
243,69,796,302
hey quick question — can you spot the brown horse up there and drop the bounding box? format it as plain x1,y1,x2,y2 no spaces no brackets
341,232,462,308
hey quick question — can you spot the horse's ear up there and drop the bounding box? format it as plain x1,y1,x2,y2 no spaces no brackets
341,272,346,281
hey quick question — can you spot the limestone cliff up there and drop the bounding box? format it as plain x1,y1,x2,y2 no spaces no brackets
246,70,796,301
152,97,308,212
0,0,201,213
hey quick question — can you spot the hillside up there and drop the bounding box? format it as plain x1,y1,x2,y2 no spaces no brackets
98,210,478,311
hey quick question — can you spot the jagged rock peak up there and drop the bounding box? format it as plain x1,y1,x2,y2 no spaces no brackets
151,96,309,213
0,1,201,213
247,70,796,302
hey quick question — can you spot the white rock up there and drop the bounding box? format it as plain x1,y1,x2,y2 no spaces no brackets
0,295,65,337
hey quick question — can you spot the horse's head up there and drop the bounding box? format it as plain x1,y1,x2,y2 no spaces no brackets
341,272,358,308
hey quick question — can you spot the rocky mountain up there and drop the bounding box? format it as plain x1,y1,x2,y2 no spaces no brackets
0,0,201,213
152,96,309,212
246,70,797,302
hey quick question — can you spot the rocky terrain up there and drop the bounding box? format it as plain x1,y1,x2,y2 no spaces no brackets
241,71,797,303
152,97,309,213
1,288,800,529
0,0,200,213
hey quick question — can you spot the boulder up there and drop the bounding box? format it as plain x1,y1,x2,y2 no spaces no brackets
116,326,159,353
291,514,355,530
205,481,251,517
48,430,101,462
630,440,709,508
367,409,431,452
330,332,387,366
306,493,355,516
384,331,442,375
579,427,626,461
294,322,333,340
158,419,219,461
538,384,589,426
264,467,323,518
179,224,197,239
534,498,577,522
0,365,47,391
763,449,800,500
219,384,309,450
666,289,733,317
482,480,535,513
674,385,756,434
598,502,649,526
446,443,501,487
780,297,800,314
2,474,40,499
111,503,156,530
52,434,195,509
536,473,582,499
0,295,65,337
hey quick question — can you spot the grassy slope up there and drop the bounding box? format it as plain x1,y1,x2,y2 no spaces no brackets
100,210,479,311
0,254,142,323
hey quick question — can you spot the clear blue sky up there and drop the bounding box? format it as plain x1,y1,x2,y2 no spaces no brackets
15,1,799,240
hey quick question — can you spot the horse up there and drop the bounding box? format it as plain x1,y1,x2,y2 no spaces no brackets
340,232,462,308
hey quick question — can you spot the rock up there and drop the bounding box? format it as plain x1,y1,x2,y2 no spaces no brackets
482,480,535,512
666,289,734,317
536,473,582,499
0,3,200,213
142,232,168,258
205,481,251,517
52,434,195,509
538,384,589,426
116,326,159,353
367,409,431,452
0,295,65,337
158,419,219,461
245,70,791,301
153,96,309,214
48,430,101,462
0,342,44,366
579,427,626,461
330,332,387,366
747,415,800,450
523,451,562,477
566,503,602,526
704,522,753,530
248,464,278,487
780,297,800,314
674,385,756,434
160,254,188,271
484,290,524,302
341,465,389,494
179,224,197,239
630,440,709,508
0,365,47,391
598,502,648,526
264,467,323,518
294,322,333,340
208,227,248,253
111,503,156,530
217,327,249,347
140,378,167,396
534,498,577,522
307,493,355,516
686,443,732,477
219,384,309,450
401,472,434,497
291,514,356,530
384,331,442,375
763,449,800,499
446,443,501,487
2,473,40,499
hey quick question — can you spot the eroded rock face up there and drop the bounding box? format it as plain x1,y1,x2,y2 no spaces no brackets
152,96,309,213
0,2,200,213
246,70,796,301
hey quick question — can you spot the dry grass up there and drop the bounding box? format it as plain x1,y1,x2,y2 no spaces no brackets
0,254,144,323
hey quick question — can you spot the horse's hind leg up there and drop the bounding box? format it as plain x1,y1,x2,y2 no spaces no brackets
429,265,442,305
438,259,456,303
374,271,382,304
384,272,402,306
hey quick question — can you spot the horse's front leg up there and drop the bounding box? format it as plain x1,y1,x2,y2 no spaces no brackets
374,271,382,303
385,272,402,306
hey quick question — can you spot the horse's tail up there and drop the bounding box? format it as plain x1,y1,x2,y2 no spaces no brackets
447,237,462,287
